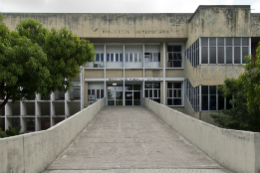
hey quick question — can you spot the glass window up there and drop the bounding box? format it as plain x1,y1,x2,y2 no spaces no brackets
125,53,128,62
234,38,241,46
226,47,232,64
242,38,249,46
202,47,208,64
96,54,99,62
120,54,123,62
210,38,216,46
242,47,248,63
234,47,241,64
218,89,224,110
173,46,181,52
226,38,233,46
130,53,133,62
217,38,224,46
210,47,216,64
201,38,208,47
111,54,114,62
100,53,104,62
116,54,119,62
107,54,110,62
218,47,224,64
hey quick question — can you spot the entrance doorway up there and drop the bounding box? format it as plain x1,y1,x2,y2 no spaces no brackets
107,84,141,106
125,84,141,106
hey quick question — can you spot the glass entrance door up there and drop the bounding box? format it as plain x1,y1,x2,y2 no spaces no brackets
107,85,123,106
125,84,141,106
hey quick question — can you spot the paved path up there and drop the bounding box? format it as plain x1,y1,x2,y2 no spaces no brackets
43,107,233,173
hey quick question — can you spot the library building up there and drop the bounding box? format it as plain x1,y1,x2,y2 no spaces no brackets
1,5,260,131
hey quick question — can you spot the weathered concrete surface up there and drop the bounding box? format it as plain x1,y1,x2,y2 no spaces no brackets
145,98,260,173
43,107,232,173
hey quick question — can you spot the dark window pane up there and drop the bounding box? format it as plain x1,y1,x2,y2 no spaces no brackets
202,86,208,94
116,92,122,99
218,95,225,110
173,46,181,52
168,46,173,52
100,53,104,62
210,96,216,110
149,90,153,98
226,38,232,46
234,47,241,64
96,54,99,62
174,83,181,88
107,54,110,61
176,53,182,60
134,92,141,99
242,38,249,46
134,85,141,90
173,90,177,97
226,96,233,109
210,86,216,95
174,99,182,105
168,99,173,105
234,38,241,46
130,53,133,61
101,90,104,98
242,47,248,63
226,47,232,64
111,54,114,62
202,96,208,110
210,47,216,64
210,38,216,46
167,82,172,88
178,90,181,97
120,54,123,62
92,90,95,95
116,100,123,106
154,82,160,88
134,100,140,105
202,47,208,64
116,54,119,62
218,47,224,64
154,90,158,97
217,38,224,46
201,38,208,47
174,61,182,67
145,90,148,97
97,89,100,99
88,89,91,95
126,101,132,106
169,90,173,97
125,53,128,62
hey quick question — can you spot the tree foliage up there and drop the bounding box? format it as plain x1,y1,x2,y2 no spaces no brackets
0,15,95,110
0,126,22,138
211,44,260,131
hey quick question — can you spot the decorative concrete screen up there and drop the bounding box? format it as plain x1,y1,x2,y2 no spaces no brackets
0,98,105,173
144,98,260,173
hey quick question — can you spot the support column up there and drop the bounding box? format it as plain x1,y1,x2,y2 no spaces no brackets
123,44,126,106
5,102,12,130
65,91,70,119
50,93,55,127
20,101,27,132
104,44,107,105
142,44,145,105
80,70,84,110
163,42,166,105
35,94,41,131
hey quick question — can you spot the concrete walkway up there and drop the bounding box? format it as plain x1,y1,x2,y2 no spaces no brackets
43,107,233,173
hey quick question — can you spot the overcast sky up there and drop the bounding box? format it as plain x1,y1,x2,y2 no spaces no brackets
0,0,260,13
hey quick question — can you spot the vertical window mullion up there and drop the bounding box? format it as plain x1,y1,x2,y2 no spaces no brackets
208,86,210,111
216,38,218,64
224,38,226,65
232,38,234,65
208,38,210,65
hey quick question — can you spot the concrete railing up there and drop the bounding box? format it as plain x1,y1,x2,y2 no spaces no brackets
0,98,105,173
144,98,260,173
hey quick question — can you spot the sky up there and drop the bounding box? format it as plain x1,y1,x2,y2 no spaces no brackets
0,0,260,13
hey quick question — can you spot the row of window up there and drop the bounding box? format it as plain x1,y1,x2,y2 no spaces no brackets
167,82,182,105
167,46,182,67
185,39,199,68
145,82,160,103
94,53,160,63
185,37,250,67
88,89,104,100
186,80,200,112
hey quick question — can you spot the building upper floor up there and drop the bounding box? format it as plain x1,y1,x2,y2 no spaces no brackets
2,5,260,49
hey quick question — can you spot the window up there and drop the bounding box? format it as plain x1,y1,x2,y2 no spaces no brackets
125,53,142,62
145,52,160,62
167,46,182,67
167,82,182,105
185,39,199,67
201,85,232,111
95,53,104,62
145,82,160,103
186,80,199,112
199,37,249,65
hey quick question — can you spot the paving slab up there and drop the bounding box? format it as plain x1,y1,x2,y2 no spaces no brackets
43,107,233,173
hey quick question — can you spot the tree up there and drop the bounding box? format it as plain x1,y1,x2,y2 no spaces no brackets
0,15,50,110
210,43,260,131
0,15,95,110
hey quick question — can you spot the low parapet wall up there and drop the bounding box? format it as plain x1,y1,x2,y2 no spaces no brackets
0,98,105,173
144,98,260,173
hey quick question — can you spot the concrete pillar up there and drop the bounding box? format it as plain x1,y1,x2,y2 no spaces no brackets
104,44,107,106
65,91,70,119
20,101,27,132
50,93,55,127
123,44,125,106
35,94,41,131
5,102,12,130
163,42,166,105
80,71,84,110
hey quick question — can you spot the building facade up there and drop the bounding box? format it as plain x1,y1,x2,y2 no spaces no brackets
0,5,260,131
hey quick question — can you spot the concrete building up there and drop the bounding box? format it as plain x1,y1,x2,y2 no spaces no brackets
0,5,260,131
